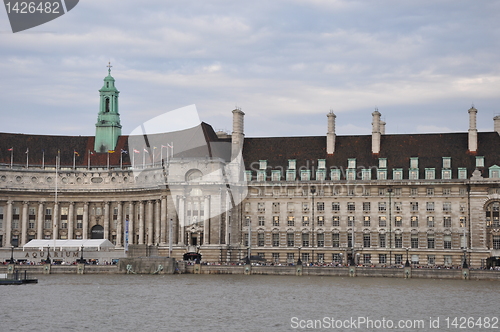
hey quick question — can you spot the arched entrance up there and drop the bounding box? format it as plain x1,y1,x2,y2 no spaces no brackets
91,225,104,239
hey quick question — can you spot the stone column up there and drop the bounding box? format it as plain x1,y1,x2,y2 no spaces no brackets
160,196,167,244
138,201,145,245
104,202,110,240
68,202,75,240
147,200,154,245
53,203,59,240
37,202,44,240
116,202,123,247
204,195,210,245
154,200,160,245
5,201,12,246
21,202,28,246
178,196,185,245
225,191,230,245
128,202,135,245
83,202,89,240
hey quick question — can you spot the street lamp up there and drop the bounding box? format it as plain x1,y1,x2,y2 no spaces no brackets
339,252,343,266
463,248,468,269
10,246,14,264
387,188,393,266
45,245,51,264
310,186,316,263
80,245,84,263
405,247,410,267
297,246,302,265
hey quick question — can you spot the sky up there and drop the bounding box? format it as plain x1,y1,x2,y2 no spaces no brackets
1,0,500,138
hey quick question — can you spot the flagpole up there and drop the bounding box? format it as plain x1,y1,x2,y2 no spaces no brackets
42,150,45,169
88,150,90,170
133,151,135,168
10,148,13,168
107,151,110,170
73,151,76,170
26,148,29,169
160,146,163,167
120,151,123,169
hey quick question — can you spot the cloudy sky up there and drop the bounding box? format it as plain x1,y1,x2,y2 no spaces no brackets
1,0,500,138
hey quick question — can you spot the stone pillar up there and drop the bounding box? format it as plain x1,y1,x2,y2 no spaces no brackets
5,201,12,246
154,200,160,245
178,196,186,245
372,109,381,154
21,202,28,246
380,121,386,135
37,202,44,240
128,202,135,245
160,197,167,244
116,201,123,247
225,191,230,245
231,108,245,161
326,111,336,154
104,202,110,240
82,202,89,240
53,203,59,240
468,106,478,152
203,195,210,245
147,201,154,245
138,201,145,245
68,202,74,240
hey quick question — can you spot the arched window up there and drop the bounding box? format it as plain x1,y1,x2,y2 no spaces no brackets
105,98,110,112
486,202,500,227
185,169,203,182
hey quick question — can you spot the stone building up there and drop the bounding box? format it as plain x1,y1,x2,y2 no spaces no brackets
1,69,500,267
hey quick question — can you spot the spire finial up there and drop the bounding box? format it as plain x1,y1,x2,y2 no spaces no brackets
107,62,112,75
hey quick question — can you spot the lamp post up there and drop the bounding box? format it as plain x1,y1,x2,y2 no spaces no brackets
339,252,343,266
463,248,468,269
310,186,316,263
405,247,410,267
45,245,51,264
10,246,14,264
80,245,84,263
387,188,393,266
297,246,302,265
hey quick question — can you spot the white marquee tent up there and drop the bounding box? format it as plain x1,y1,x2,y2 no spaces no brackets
23,239,115,251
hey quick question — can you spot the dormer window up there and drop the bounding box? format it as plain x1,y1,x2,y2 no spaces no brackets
379,158,387,169
259,160,267,170
318,159,326,169
443,157,451,169
331,169,341,181
348,158,356,169
392,168,402,180
489,165,500,179
425,168,435,180
410,157,418,169
458,168,467,180
476,156,485,168
288,159,296,170
271,170,281,182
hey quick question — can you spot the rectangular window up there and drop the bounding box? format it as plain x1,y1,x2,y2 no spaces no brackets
245,171,252,182
395,216,402,227
411,235,419,248
378,216,386,227
259,160,267,170
302,216,309,226
244,216,250,227
395,254,403,265
444,255,452,266
476,156,484,168
287,216,295,227
272,202,280,213
258,202,265,212
411,216,418,227
378,188,386,196
272,233,279,247
316,170,326,181
317,233,324,247
443,235,452,249
362,202,371,212
272,253,280,263
317,253,325,263
363,254,371,264
302,202,309,213
443,157,451,169
331,169,341,181
458,168,467,180
443,216,452,228
301,253,310,263
394,202,402,211
258,216,265,226
288,159,296,170
287,253,294,264
317,202,325,212
287,233,294,247
410,188,418,196
348,158,356,169
379,254,387,264
427,216,434,228
379,234,386,248
317,159,326,169
393,169,403,180
378,202,386,212
426,202,434,212
395,235,403,248
272,216,279,227
425,169,435,180
428,255,435,266
361,169,371,180
427,188,434,196
346,170,356,181
410,201,419,211
347,216,354,227
257,170,266,182
409,170,419,180
257,233,264,247
411,254,419,265
363,234,371,248
363,216,370,227
300,170,310,181
331,202,340,212
443,202,452,212
332,216,340,227
442,170,452,179
317,216,324,226
378,170,387,180
244,233,249,247
410,157,419,169
443,188,451,196
347,202,355,211
332,253,341,263
460,216,466,228
302,233,310,247
427,236,435,249
347,233,353,247
493,236,500,250
332,233,340,247
379,158,387,169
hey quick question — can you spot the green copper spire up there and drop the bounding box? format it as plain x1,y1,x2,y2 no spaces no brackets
94,63,122,153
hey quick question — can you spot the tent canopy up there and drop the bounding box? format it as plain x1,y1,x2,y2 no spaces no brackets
23,239,115,251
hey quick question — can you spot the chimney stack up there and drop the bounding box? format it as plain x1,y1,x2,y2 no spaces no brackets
231,108,245,160
494,115,500,135
468,106,478,152
326,111,336,154
372,109,381,154
380,120,386,135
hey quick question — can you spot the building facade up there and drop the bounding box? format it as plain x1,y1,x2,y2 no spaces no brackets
1,70,500,267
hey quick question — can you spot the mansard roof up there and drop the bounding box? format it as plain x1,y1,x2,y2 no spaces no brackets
0,122,221,167
242,132,500,177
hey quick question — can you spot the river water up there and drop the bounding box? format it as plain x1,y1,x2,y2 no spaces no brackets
0,274,498,332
